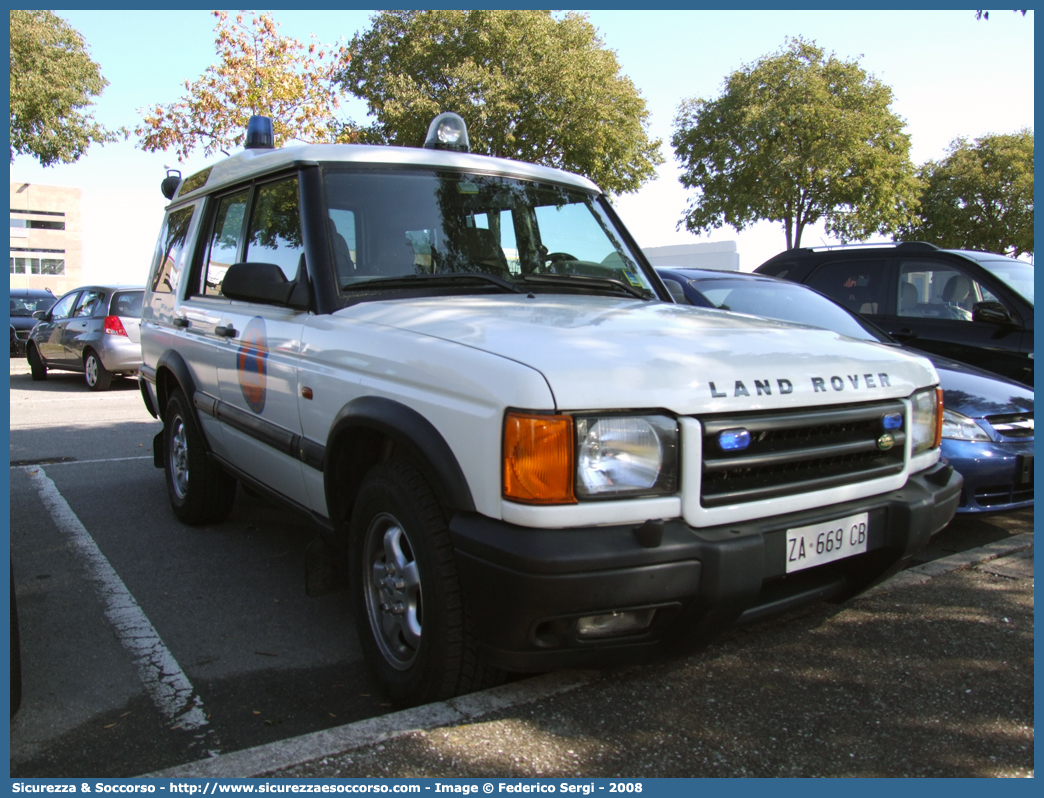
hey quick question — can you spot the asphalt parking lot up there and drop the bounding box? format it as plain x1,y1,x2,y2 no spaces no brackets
8,357,1034,778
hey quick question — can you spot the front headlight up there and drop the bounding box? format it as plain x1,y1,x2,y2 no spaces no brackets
575,415,679,498
941,409,992,441
910,387,944,454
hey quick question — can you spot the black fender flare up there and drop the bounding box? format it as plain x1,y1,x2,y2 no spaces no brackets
153,349,199,418
324,396,477,527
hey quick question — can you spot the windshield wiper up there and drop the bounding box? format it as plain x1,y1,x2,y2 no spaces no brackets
342,272,524,294
518,273,652,300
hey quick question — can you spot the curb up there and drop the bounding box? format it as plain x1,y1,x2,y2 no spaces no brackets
859,532,1034,598
144,533,1033,779
145,671,599,779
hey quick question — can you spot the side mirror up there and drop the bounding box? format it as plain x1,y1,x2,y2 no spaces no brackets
220,261,310,310
32,310,48,321
972,301,1015,326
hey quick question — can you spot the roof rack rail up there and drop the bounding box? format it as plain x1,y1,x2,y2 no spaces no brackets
792,241,941,254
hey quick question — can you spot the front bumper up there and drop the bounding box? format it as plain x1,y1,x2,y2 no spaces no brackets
449,461,962,672
944,438,1034,513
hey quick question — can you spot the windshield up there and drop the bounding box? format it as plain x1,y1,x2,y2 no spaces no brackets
322,169,656,298
976,258,1034,306
689,278,888,342
10,295,55,316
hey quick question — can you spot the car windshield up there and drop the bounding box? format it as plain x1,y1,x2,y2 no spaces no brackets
688,278,888,342
322,169,656,299
975,257,1034,306
10,296,55,316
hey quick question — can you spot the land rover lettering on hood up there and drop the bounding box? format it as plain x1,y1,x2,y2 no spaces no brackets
139,113,961,708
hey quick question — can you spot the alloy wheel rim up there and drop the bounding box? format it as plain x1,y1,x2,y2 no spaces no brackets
169,416,189,499
85,356,97,386
363,512,422,670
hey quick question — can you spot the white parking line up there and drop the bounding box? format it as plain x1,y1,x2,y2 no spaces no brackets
10,455,152,469
25,466,212,736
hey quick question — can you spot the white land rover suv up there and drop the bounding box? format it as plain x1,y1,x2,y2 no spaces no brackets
140,114,961,707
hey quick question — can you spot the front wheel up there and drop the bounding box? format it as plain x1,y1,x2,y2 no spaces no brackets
163,389,236,525
27,345,46,381
348,458,503,707
83,350,112,391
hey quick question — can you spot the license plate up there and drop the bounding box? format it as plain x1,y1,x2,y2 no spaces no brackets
785,512,869,573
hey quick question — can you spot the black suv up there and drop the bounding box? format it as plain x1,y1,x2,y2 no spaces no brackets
756,243,1034,386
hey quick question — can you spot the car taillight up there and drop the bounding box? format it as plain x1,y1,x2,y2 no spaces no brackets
103,316,128,336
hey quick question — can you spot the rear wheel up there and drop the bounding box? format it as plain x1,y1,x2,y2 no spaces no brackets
26,345,46,381
83,350,112,391
348,458,503,707
163,388,236,524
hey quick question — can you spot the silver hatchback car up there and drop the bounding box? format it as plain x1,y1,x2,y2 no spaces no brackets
26,285,144,390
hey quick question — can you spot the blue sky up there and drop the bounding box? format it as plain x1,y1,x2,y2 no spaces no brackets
9,9,1035,284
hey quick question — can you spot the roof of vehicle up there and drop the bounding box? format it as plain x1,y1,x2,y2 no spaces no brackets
171,143,602,205
757,242,1027,268
9,287,55,297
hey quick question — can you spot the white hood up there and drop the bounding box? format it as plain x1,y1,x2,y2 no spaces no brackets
344,295,938,413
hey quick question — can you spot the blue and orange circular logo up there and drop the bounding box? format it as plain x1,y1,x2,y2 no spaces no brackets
237,317,268,414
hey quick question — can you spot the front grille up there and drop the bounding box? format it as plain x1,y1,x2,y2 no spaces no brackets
984,412,1034,439
700,400,907,507
15,330,30,340
975,483,1034,507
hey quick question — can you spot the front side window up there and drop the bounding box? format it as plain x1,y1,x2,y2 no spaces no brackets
977,257,1034,306
243,177,303,282
898,260,1000,321
49,292,79,319
323,170,656,299
202,190,249,296
806,260,888,316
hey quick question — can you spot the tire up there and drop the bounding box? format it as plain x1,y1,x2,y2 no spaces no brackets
27,345,46,381
83,349,112,391
163,388,236,525
348,458,503,707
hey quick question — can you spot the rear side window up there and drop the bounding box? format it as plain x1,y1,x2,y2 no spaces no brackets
111,290,144,318
806,260,888,316
151,206,195,295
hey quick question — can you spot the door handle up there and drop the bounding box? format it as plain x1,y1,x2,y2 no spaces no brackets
889,328,918,342
215,324,237,339
173,317,189,329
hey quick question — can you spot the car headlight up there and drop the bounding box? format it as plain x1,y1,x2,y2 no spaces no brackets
502,412,679,504
941,409,991,441
910,387,944,454
575,415,678,498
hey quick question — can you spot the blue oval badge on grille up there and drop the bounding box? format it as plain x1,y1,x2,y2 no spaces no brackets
718,428,751,451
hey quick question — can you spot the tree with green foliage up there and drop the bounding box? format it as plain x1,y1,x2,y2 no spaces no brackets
672,37,920,250
339,10,662,195
9,10,117,166
899,130,1033,257
136,11,353,161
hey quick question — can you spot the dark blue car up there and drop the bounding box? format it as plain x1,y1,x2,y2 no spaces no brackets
10,287,55,356
658,267,1033,514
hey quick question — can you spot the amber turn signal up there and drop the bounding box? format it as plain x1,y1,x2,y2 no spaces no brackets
503,412,576,504
934,387,944,449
